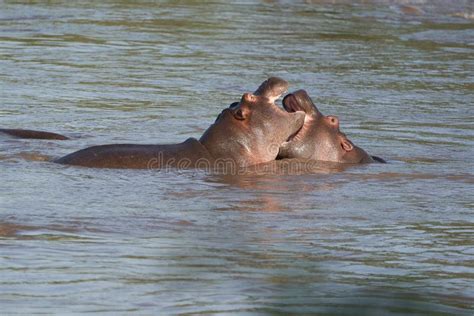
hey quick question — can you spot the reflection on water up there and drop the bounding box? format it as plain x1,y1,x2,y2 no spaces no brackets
1,0,473,314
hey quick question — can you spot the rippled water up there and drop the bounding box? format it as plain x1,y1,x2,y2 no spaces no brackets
1,0,473,314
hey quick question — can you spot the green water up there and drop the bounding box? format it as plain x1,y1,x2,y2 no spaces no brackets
1,0,473,314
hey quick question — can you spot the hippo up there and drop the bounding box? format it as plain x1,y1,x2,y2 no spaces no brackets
278,90,385,164
55,77,305,169
0,128,69,140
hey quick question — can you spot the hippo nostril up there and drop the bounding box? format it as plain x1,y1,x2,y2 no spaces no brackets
327,116,338,125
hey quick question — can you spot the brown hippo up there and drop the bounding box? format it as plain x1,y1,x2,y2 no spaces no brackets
0,128,69,140
55,77,305,169
278,90,385,164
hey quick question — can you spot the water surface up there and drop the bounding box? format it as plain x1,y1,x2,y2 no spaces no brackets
1,0,473,314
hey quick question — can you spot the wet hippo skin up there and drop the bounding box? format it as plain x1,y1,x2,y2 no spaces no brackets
55,138,213,169
55,77,305,169
0,128,69,140
278,90,385,164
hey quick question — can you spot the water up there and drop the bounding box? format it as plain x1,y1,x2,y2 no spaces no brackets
1,0,473,314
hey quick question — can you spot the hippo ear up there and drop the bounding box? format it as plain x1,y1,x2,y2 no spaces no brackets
341,138,354,152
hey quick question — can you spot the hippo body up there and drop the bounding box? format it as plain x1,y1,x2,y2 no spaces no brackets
2,82,384,170
55,77,305,169
0,128,69,140
54,138,214,169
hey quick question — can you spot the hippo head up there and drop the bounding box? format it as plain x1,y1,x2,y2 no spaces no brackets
278,90,375,164
199,77,305,167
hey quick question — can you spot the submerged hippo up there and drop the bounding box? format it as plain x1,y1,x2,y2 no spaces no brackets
55,77,305,169
0,128,69,140
278,90,385,163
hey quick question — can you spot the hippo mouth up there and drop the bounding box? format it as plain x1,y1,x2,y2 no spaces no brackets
282,93,305,114
282,93,312,142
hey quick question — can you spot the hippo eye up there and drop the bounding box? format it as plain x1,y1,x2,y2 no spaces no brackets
229,102,239,109
233,108,246,120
